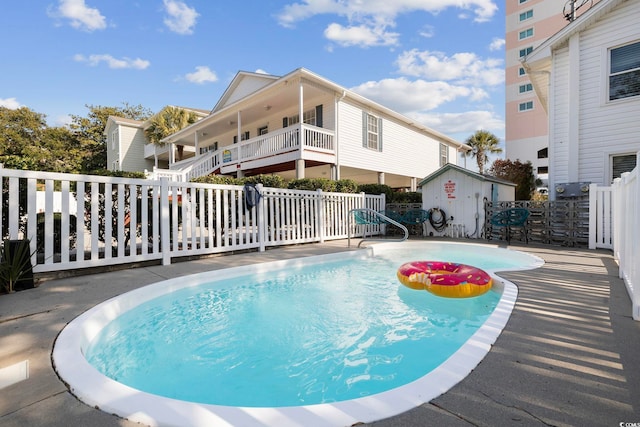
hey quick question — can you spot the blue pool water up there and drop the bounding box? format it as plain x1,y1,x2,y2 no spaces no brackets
84,243,537,408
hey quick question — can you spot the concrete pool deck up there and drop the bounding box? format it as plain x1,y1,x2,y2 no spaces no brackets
1,239,639,426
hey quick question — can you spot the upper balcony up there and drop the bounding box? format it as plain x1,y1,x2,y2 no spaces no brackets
153,123,335,181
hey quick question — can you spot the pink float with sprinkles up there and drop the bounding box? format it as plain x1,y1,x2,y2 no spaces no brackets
397,261,493,298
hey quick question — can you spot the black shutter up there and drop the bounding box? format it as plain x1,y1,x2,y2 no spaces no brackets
315,105,323,128
283,117,288,128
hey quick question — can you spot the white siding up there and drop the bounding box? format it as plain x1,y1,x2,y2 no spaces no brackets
551,46,571,186
576,1,640,185
421,168,515,237
120,126,154,172
337,100,457,180
551,0,640,190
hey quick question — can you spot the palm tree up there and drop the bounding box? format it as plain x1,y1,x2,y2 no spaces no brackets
463,130,502,175
145,106,198,161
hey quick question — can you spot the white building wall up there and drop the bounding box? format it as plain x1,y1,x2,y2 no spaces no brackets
550,0,640,190
551,45,571,187
337,100,456,180
120,126,154,173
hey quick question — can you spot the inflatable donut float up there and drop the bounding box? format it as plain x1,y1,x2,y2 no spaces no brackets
397,261,492,298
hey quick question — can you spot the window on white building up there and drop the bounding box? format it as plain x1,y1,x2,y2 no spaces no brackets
518,67,526,76
362,112,382,151
111,128,118,150
518,101,534,111
609,40,640,101
439,143,448,167
611,154,637,182
519,28,534,40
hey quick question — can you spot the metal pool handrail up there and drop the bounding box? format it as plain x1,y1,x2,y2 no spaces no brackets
348,208,409,248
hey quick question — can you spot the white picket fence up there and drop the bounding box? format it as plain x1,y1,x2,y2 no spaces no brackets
589,152,639,320
611,160,640,320
0,168,384,274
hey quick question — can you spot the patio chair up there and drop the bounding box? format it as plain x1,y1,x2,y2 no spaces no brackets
401,209,430,236
351,209,381,239
490,208,530,243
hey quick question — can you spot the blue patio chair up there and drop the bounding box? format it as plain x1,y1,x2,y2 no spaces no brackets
401,209,430,236
490,208,530,243
351,209,381,239
377,209,404,224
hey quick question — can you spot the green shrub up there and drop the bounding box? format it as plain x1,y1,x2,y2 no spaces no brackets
287,178,337,192
389,191,422,203
241,174,287,188
357,184,394,198
335,179,359,193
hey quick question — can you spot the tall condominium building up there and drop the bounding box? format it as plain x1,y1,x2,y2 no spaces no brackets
505,0,597,188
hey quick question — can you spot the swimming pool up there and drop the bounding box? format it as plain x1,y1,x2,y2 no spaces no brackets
53,241,543,427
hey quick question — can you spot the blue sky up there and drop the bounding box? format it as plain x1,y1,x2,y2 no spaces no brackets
0,0,505,146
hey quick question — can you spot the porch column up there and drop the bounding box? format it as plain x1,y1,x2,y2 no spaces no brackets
194,132,199,157
378,172,385,185
169,143,175,164
330,164,338,180
296,159,305,179
411,177,417,192
299,81,305,153
237,169,244,178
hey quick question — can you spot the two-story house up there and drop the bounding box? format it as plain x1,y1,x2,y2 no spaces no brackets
153,68,470,190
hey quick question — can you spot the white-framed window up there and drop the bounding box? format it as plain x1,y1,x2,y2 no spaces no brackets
362,112,382,151
519,46,533,58
302,109,316,125
519,28,534,40
200,141,218,154
518,101,534,111
111,128,118,150
519,83,533,93
283,106,321,127
439,143,448,167
519,10,533,21
518,67,526,76
611,153,637,182
609,40,640,101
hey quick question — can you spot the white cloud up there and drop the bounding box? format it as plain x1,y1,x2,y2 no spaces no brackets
324,23,399,47
396,49,504,86
489,37,505,51
49,0,107,32
410,110,504,136
185,66,218,84
419,24,435,38
277,0,498,29
351,77,474,112
74,54,150,69
163,0,199,35
0,97,22,109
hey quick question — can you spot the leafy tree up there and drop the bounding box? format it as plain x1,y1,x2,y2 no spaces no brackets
145,106,198,161
70,103,152,172
463,130,503,175
488,159,536,200
0,107,48,170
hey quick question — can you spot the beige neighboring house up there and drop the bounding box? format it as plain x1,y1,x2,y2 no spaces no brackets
522,0,640,200
104,106,209,173
150,68,471,189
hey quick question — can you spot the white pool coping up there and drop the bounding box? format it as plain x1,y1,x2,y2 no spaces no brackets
53,242,544,427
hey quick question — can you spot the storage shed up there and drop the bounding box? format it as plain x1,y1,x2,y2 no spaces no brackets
418,164,516,238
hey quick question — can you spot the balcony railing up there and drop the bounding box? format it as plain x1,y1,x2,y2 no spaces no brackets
155,124,335,182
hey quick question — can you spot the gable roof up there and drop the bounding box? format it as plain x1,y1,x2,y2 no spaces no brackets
418,163,516,187
522,0,627,110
